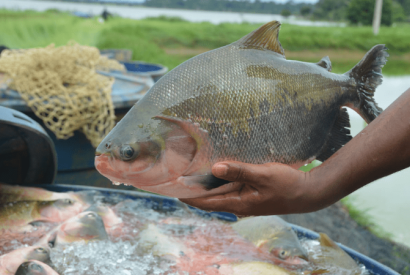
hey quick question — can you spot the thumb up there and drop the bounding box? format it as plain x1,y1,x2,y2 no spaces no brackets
212,161,255,183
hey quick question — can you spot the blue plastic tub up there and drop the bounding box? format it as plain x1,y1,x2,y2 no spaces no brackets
34,184,399,275
122,61,168,82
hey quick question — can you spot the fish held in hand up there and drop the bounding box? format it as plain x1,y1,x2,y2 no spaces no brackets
95,20,388,199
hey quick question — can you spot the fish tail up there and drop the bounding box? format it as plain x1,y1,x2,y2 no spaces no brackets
345,44,388,123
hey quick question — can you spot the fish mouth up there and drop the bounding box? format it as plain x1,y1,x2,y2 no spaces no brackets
94,154,174,188
95,155,242,198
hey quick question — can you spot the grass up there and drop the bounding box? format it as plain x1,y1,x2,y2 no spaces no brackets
340,196,393,240
1,9,410,75
1,9,405,239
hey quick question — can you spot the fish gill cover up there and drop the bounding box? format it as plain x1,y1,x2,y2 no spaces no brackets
94,20,388,199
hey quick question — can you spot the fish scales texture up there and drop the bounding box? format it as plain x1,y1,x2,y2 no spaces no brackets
95,20,388,198
155,45,352,164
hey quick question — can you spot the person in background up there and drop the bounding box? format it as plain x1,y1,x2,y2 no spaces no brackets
180,88,410,216
101,9,112,22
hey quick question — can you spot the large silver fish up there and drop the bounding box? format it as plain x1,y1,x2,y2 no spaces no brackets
95,21,388,198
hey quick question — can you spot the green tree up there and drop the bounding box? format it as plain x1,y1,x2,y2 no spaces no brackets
347,0,393,26
395,0,410,17
281,9,291,17
392,0,407,21
300,6,312,16
312,0,350,21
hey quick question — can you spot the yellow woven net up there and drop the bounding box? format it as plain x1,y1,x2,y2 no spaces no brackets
0,42,125,147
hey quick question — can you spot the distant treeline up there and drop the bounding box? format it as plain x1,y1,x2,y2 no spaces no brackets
312,0,410,24
143,0,312,15
61,0,410,24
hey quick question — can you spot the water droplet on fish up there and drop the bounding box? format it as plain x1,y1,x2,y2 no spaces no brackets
304,164,308,166
138,124,144,128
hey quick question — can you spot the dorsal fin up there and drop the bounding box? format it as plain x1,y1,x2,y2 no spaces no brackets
236,21,285,57
316,56,332,72
318,233,340,249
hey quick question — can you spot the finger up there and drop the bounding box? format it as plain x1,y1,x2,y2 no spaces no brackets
212,161,258,183
179,190,253,215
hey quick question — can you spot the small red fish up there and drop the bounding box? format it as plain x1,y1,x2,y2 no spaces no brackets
0,246,51,274
15,260,59,275
37,211,109,247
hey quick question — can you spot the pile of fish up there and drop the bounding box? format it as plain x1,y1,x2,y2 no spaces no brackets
0,183,368,275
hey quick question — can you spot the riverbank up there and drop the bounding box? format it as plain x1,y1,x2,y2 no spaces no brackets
1,9,410,75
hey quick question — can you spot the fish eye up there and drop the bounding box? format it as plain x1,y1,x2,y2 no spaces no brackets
278,249,290,259
86,212,98,219
120,145,138,161
63,199,73,205
35,247,48,254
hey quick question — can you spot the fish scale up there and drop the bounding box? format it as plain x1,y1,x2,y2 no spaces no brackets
95,20,388,198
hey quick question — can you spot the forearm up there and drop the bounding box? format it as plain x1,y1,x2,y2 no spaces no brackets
306,88,410,210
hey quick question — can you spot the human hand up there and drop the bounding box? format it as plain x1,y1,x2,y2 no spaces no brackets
179,161,320,216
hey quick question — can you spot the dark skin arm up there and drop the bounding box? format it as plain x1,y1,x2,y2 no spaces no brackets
180,88,410,216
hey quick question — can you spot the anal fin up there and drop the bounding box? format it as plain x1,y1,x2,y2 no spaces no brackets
316,108,352,162
196,174,231,190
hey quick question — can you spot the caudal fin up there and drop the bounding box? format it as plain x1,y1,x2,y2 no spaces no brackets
345,45,388,123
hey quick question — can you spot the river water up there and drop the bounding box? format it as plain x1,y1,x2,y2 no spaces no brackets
347,77,410,247
1,0,409,247
0,0,345,26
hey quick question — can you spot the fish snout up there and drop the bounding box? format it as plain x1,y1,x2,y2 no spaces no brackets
95,141,113,156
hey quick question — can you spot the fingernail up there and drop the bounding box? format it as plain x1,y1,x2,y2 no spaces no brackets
214,164,228,177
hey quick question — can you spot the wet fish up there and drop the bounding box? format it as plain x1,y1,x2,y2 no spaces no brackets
310,233,362,274
85,204,122,230
95,20,388,199
138,223,191,259
219,261,293,275
231,216,308,265
38,211,108,247
0,246,51,274
0,183,93,206
0,199,84,230
15,260,58,275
